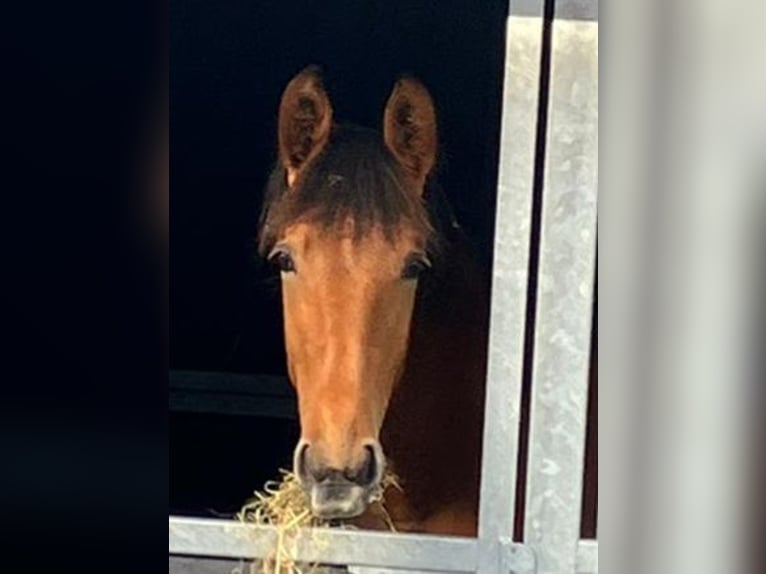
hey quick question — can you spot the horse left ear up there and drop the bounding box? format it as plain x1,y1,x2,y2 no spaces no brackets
383,76,437,195
278,65,334,187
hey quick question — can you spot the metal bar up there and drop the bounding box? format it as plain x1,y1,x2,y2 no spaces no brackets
575,540,598,574
169,556,245,574
523,13,599,574
476,9,545,573
348,542,537,574
169,517,479,572
511,0,597,21
170,556,348,574
349,568,449,574
548,0,597,22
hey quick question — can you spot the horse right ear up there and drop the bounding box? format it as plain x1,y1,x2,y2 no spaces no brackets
383,76,437,194
278,66,333,187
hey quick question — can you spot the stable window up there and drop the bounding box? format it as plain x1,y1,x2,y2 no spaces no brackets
170,1,598,572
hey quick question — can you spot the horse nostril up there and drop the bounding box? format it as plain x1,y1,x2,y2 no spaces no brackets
295,442,333,483
347,444,382,487
294,441,311,483
360,444,378,486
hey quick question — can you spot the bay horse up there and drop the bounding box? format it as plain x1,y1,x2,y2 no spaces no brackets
257,66,490,536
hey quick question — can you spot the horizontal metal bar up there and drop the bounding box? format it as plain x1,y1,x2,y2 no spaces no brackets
350,568,445,574
169,556,348,574
576,540,598,574
510,0,598,21
169,557,440,574
170,370,297,419
169,517,479,572
169,556,234,574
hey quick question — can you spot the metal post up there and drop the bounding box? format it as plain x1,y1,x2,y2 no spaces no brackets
522,2,598,573
476,3,546,572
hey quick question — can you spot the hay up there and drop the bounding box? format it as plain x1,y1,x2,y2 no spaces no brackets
237,469,402,574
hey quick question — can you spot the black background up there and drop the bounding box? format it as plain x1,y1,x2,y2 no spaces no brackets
2,0,166,570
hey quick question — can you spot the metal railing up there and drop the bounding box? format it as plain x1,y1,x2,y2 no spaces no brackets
170,1,598,572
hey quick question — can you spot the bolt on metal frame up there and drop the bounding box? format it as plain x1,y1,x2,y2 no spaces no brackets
169,1,598,572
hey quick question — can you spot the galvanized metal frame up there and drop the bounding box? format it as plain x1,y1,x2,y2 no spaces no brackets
522,9,599,574
476,7,546,574
170,517,484,571
576,540,598,574
169,1,599,572
168,516,536,573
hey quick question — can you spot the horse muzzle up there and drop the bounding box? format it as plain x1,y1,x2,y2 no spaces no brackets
294,439,386,520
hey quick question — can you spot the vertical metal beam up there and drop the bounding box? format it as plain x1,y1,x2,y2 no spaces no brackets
523,8,598,574
477,4,546,573
575,540,598,574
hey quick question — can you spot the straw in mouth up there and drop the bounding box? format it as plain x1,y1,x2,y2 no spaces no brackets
237,469,402,574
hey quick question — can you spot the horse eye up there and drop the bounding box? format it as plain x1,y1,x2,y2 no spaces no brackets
270,251,296,273
401,256,430,280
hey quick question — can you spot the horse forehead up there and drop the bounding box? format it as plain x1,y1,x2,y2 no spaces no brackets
287,221,416,264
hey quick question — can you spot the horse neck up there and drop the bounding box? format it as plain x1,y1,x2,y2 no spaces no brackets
382,229,490,520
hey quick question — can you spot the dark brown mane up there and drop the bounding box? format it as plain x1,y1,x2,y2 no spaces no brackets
258,124,436,255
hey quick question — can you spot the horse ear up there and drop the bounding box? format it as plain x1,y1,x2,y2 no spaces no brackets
383,76,437,194
278,66,333,187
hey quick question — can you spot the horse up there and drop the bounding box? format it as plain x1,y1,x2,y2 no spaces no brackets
256,66,490,536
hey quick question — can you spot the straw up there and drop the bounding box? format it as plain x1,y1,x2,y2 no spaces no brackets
237,469,402,574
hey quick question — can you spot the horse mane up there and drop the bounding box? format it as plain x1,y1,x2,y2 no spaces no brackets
257,123,450,258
